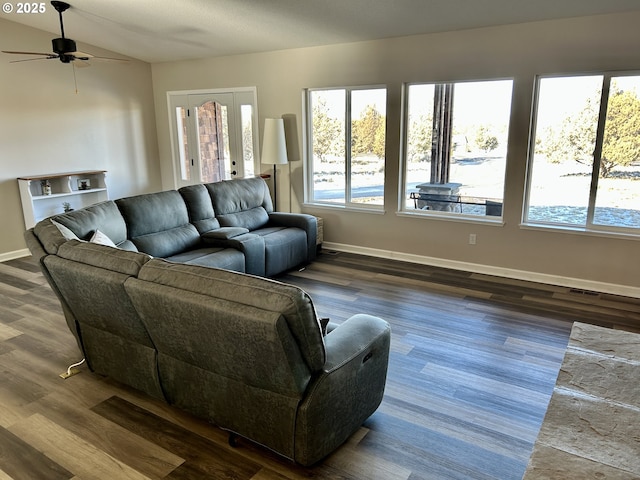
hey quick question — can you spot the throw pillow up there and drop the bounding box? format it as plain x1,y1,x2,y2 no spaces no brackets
51,219,79,241
90,229,118,248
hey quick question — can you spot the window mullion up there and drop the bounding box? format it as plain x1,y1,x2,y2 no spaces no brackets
345,89,352,204
586,76,611,226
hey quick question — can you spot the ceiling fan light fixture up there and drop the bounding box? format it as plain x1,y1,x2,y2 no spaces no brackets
52,37,76,54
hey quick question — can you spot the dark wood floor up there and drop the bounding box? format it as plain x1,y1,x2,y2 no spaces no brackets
1,250,639,479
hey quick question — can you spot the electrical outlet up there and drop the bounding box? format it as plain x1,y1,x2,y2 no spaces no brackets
469,234,477,245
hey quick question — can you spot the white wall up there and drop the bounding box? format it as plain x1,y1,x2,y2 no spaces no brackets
0,18,161,259
151,12,640,295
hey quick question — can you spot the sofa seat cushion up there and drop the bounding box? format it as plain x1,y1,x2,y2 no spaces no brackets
129,225,201,258
253,227,308,276
165,247,245,272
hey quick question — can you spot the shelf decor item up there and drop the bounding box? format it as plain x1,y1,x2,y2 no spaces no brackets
41,180,52,196
77,178,91,190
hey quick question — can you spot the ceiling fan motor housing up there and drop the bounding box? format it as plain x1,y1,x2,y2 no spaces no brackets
52,37,76,54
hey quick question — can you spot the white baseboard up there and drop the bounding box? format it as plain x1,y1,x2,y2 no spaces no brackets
323,242,640,299
0,248,31,263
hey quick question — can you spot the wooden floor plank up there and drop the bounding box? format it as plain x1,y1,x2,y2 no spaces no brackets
91,396,263,479
10,413,155,480
0,425,73,480
31,392,185,479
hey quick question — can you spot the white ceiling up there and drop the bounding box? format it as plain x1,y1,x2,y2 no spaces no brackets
4,0,640,63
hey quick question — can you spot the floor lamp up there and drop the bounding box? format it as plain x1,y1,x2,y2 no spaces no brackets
261,118,288,211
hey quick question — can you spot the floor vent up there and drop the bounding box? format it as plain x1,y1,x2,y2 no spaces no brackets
568,288,600,297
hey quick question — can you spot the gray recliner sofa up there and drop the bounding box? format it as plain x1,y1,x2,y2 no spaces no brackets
179,177,316,276
27,176,316,277
30,238,391,466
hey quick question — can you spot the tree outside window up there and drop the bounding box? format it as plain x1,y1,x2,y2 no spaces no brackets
403,79,513,217
307,87,386,208
527,74,640,231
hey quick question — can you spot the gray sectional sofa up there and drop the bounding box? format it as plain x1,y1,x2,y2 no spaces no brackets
24,176,392,466
27,176,316,277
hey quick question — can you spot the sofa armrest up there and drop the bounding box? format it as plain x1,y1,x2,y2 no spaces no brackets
322,314,390,372
268,212,318,262
201,227,249,240
202,232,266,276
294,314,390,466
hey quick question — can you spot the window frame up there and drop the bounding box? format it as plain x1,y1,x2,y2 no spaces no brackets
523,71,640,236
398,77,514,223
303,85,387,212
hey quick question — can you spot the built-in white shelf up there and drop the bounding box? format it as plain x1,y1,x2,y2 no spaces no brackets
18,170,108,229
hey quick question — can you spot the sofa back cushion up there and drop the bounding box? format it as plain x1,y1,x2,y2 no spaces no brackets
178,184,221,233
33,200,131,254
43,241,164,399
135,258,326,373
206,177,273,230
116,190,201,258
54,200,128,242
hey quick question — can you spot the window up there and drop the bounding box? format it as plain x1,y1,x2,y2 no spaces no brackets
525,73,640,233
401,79,513,218
306,87,387,209
168,88,258,188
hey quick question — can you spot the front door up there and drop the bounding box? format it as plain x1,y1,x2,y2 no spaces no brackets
169,89,258,189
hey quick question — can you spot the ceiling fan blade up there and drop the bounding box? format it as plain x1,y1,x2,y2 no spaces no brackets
71,51,93,59
2,50,56,56
89,55,129,63
74,59,91,68
9,56,58,63
68,50,127,63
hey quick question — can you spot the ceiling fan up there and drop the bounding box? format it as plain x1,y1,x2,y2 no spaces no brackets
2,1,127,65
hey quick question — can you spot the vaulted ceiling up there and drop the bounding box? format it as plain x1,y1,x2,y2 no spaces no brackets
4,0,640,63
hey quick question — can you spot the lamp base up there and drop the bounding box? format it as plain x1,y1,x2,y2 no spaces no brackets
273,164,278,212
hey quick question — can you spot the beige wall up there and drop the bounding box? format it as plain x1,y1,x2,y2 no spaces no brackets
0,18,161,259
151,12,640,294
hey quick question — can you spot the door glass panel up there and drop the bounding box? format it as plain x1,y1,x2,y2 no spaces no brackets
220,106,231,178
175,107,190,181
196,101,230,183
241,104,255,177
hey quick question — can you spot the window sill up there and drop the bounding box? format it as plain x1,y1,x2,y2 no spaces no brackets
520,222,640,241
396,209,505,226
302,202,386,215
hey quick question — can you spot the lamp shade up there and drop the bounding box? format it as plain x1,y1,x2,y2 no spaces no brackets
261,118,288,165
